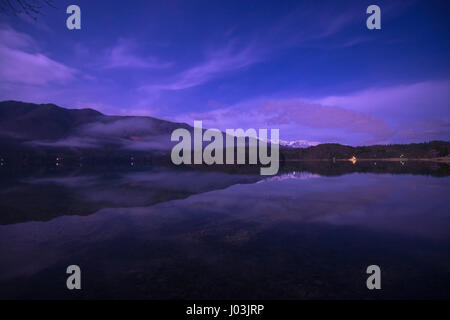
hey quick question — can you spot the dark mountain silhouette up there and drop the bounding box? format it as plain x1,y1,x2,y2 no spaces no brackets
0,101,102,140
0,100,190,141
0,100,193,165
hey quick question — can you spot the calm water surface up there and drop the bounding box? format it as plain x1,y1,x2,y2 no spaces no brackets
0,164,449,299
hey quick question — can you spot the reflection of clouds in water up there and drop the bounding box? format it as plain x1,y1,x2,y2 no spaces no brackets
159,173,388,224
1,174,449,282
130,173,449,241
17,172,449,241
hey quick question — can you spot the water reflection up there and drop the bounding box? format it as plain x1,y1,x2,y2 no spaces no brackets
0,163,449,299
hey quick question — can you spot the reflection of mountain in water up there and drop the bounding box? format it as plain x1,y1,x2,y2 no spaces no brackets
1,171,449,299
0,159,449,225
0,167,262,225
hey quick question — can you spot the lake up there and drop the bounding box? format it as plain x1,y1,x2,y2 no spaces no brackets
0,162,449,299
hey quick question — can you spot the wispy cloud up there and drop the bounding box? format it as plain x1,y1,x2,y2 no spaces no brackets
28,117,176,151
0,46,77,85
312,81,450,143
315,81,450,119
103,38,172,69
260,99,391,139
140,41,262,91
0,25,77,85
262,2,362,50
28,136,100,148
77,118,162,137
138,5,363,93
396,118,450,142
0,25,35,49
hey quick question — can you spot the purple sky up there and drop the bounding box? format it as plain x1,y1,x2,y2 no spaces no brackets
0,0,449,145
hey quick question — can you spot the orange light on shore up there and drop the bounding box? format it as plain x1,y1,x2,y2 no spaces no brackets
349,156,357,164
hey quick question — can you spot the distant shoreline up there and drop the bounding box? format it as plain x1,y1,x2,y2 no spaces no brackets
286,157,450,163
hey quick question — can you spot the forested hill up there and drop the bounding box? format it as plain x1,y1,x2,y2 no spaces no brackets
281,141,450,160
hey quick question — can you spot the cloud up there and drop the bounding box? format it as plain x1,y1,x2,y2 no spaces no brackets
395,118,450,142
140,41,262,91
27,136,100,148
27,117,177,151
137,5,362,93
174,80,450,144
119,135,173,151
0,25,78,85
0,46,78,85
315,81,450,119
173,97,392,144
260,99,391,138
0,25,35,49
103,38,172,69
74,118,178,151
262,2,362,50
313,81,450,143
77,118,163,137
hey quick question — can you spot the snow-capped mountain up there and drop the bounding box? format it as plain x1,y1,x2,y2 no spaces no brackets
277,139,321,148
258,137,321,148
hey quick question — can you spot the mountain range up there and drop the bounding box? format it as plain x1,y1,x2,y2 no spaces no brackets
0,100,448,165
0,100,191,153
